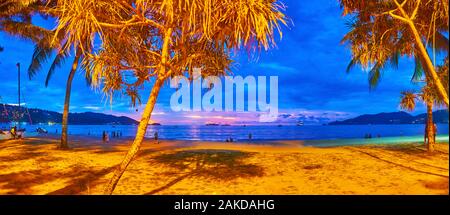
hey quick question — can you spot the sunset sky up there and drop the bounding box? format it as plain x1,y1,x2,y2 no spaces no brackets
0,0,433,125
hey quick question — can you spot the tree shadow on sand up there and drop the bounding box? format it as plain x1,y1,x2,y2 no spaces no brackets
0,165,117,194
145,149,264,194
0,142,63,163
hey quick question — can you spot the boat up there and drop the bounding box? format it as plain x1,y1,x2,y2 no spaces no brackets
150,122,162,126
297,121,304,126
36,127,48,134
205,122,219,126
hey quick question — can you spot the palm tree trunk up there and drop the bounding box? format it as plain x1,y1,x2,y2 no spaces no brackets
60,54,80,149
426,101,435,153
104,28,173,194
104,77,165,194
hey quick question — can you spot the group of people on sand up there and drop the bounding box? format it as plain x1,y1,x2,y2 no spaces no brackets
102,130,160,144
364,133,381,139
102,130,124,143
225,133,253,142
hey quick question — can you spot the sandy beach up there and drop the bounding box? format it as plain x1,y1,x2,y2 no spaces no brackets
0,135,448,195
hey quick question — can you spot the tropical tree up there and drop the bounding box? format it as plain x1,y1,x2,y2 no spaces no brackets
1,0,87,149
48,0,287,194
27,24,89,149
340,0,449,106
400,58,448,152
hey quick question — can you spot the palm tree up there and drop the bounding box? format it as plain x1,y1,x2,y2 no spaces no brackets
340,0,449,106
341,0,449,153
27,28,89,149
48,0,288,194
400,58,448,152
1,0,87,149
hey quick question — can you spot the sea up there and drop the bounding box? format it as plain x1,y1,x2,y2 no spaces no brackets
1,123,449,146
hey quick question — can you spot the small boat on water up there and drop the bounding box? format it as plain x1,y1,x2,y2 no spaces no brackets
297,121,304,126
36,127,48,134
205,122,219,126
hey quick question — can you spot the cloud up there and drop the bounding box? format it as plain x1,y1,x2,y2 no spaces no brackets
83,106,101,111
258,63,296,72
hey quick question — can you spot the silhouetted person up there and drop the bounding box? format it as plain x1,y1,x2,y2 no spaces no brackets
154,132,159,144
249,133,252,141
10,126,17,139
433,123,437,143
102,131,106,143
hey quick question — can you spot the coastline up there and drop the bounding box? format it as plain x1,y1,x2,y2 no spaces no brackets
0,135,448,195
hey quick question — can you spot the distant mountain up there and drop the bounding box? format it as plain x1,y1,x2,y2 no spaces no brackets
412,110,449,124
329,110,449,125
0,104,138,125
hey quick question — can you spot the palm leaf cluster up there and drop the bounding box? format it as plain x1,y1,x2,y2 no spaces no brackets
340,0,449,89
401,57,449,109
48,0,287,105
0,0,51,44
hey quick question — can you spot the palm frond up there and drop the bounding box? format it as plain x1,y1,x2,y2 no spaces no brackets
400,90,417,112
411,55,424,82
368,63,383,90
45,51,69,87
28,43,54,79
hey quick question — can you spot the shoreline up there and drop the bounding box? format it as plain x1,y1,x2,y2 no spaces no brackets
5,132,449,147
1,123,449,143
0,136,448,195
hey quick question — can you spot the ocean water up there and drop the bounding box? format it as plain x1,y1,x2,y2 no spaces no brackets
1,123,449,143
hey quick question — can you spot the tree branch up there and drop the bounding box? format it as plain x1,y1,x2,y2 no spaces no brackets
410,0,421,20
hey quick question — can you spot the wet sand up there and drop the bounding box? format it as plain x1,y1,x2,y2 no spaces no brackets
0,135,448,195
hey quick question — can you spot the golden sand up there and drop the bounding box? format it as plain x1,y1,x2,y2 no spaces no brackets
0,135,448,195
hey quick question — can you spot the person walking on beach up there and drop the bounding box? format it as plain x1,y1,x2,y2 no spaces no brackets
102,131,106,143
432,123,437,143
154,132,159,144
249,133,252,141
105,132,110,143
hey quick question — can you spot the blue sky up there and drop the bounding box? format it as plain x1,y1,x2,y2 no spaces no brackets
0,0,434,125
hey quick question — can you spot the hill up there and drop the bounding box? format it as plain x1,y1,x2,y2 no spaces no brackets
329,110,449,125
0,104,138,125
